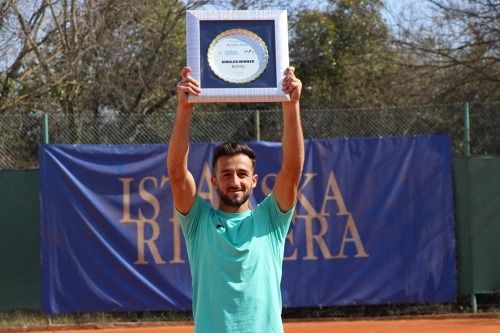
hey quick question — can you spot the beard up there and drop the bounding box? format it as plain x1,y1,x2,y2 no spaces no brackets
218,188,252,208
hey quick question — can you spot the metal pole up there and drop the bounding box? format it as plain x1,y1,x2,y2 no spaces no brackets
463,104,476,312
465,159,477,313
463,102,470,156
471,293,477,313
254,110,260,141
43,113,49,144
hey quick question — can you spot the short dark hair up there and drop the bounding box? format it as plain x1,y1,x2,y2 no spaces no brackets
212,141,256,172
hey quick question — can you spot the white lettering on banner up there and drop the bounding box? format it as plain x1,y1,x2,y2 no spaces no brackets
118,167,368,265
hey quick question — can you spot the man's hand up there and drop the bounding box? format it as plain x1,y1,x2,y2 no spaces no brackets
176,67,201,109
282,66,302,103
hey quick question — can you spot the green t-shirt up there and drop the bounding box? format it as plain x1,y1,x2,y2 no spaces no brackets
176,193,294,333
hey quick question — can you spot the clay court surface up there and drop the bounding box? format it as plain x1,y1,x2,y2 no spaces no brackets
29,316,500,333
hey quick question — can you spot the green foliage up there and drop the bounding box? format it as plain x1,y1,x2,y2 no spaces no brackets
290,0,396,107
0,0,498,113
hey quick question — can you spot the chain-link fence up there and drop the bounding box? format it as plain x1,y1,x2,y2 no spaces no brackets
1,101,499,170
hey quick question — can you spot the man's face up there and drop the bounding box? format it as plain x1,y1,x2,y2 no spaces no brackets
211,153,257,209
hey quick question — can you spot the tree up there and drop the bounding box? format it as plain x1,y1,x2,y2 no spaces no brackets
290,0,400,107
0,0,208,142
391,0,500,102
0,0,208,114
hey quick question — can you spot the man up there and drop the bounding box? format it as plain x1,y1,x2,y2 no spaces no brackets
167,66,304,333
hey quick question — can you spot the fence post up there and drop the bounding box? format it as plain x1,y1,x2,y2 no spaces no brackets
42,113,49,144
464,157,477,313
463,102,470,156
463,102,477,312
254,110,260,141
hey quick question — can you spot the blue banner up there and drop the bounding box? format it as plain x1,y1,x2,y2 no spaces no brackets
40,135,456,314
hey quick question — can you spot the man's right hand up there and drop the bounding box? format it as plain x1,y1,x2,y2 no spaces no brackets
176,67,201,109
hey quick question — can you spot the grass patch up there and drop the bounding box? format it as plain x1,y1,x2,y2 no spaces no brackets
0,310,193,330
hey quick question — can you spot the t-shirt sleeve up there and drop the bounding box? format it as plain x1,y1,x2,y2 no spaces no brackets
257,193,295,242
175,194,207,241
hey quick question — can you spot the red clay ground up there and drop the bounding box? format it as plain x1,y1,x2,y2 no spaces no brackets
29,316,500,333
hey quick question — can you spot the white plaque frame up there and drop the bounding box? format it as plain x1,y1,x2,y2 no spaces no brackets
186,10,290,103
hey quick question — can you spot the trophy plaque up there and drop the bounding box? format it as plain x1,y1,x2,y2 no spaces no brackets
186,10,290,103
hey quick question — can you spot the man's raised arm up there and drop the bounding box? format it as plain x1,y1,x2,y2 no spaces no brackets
167,67,201,214
273,67,305,212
